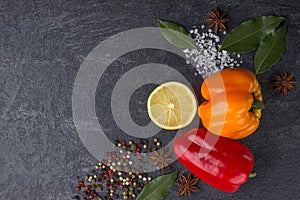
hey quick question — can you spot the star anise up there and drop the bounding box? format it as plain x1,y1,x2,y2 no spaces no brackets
272,71,296,96
176,173,200,196
149,148,174,172
205,8,230,35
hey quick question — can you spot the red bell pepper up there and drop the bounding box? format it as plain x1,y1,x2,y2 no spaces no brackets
173,128,254,192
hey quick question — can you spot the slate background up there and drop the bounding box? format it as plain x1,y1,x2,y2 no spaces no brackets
0,0,300,199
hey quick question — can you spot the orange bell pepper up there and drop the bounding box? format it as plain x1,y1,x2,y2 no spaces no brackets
198,68,263,139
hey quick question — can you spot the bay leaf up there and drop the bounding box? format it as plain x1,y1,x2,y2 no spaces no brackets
136,171,178,200
157,19,196,49
221,16,285,53
254,26,286,74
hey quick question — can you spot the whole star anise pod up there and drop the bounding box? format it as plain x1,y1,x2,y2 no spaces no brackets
176,173,200,196
205,8,230,35
149,148,174,172
272,71,296,96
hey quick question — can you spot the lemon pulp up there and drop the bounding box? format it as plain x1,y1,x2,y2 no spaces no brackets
147,82,197,130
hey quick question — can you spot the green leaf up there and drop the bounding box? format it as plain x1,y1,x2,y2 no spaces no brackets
251,99,265,109
157,19,196,49
254,26,286,74
136,171,178,200
221,16,285,53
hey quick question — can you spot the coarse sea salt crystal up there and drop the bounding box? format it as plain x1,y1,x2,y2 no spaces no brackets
183,25,243,78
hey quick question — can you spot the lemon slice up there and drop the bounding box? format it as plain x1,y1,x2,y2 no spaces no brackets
147,81,197,130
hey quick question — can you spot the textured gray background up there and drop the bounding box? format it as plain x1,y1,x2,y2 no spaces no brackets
0,0,300,199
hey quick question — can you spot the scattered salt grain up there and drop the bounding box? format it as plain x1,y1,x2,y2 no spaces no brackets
183,25,243,78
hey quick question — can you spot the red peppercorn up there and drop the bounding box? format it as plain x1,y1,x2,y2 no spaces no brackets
78,181,84,186
136,148,141,154
89,194,93,199
108,170,112,174
85,185,89,190
75,187,81,191
104,173,108,178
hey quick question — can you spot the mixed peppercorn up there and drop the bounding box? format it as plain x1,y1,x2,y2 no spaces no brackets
73,138,168,200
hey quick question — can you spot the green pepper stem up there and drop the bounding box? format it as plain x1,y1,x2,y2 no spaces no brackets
249,171,257,178
251,100,265,109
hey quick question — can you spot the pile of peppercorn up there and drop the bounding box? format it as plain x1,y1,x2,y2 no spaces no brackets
73,138,168,200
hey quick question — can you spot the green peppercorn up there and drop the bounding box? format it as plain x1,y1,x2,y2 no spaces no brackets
97,185,103,190
130,144,137,150
151,147,157,152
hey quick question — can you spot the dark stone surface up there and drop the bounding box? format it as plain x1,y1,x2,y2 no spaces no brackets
0,0,299,199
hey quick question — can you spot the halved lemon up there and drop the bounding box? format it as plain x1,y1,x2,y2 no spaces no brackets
147,81,197,130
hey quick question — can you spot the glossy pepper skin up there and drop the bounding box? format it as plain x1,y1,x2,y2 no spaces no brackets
199,68,263,139
173,128,254,193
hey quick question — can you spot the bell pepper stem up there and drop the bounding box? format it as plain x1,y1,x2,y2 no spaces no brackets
249,171,257,178
251,100,265,109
